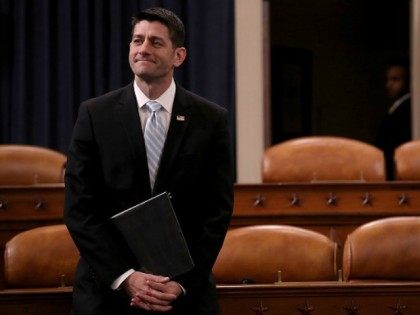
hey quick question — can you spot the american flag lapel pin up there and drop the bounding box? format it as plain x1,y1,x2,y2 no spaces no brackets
176,115,185,121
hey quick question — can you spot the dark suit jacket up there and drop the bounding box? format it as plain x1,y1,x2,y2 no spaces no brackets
376,97,412,180
64,83,234,315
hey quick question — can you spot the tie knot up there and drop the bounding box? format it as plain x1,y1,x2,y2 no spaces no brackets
146,100,162,113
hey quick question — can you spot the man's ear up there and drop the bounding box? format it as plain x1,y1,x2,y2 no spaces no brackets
174,47,187,68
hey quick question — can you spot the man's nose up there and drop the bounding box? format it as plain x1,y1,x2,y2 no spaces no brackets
138,39,152,53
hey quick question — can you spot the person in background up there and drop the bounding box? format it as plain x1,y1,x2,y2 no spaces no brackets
64,7,234,314
376,59,411,180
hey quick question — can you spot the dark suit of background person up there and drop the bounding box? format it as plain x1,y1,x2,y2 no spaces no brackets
64,7,234,315
376,61,411,180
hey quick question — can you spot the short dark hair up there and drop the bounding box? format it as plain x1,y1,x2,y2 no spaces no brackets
386,57,410,70
386,57,410,83
131,7,185,48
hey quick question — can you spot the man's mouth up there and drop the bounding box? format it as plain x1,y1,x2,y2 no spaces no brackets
135,59,154,63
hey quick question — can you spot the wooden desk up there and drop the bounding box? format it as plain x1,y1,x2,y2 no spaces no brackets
2,182,420,249
0,287,72,315
218,282,420,315
233,182,420,248
0,184,64,234
1,283,420,315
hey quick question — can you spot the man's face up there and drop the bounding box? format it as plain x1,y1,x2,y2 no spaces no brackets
386,66,409,100
129,20,185,83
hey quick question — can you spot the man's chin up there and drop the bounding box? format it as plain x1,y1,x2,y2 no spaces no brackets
136,73,156,83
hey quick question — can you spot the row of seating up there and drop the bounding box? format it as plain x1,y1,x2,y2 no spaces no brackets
213,216,420,284
3,216,420,288
262,136,420,182
2,137,420,186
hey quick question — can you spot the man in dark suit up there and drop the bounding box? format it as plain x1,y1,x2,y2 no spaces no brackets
64,7,233,314
376,60,411,180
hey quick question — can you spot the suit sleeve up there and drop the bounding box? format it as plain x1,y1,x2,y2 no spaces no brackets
64,102,137,286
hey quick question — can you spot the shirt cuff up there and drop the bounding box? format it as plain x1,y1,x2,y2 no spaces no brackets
176,282,187,295
111,269,135,290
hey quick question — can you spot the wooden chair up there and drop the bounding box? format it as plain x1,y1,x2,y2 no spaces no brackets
394,140,420,180
343,217,420,281
212,225,337,284
262,136,385,182
0,144,66,185
4,225,79,288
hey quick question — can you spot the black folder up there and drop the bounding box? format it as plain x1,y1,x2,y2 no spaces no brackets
110,192,194,278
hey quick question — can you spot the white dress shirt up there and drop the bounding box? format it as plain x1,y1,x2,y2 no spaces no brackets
388,92,410,114
111,79,177,290
136,79,175,134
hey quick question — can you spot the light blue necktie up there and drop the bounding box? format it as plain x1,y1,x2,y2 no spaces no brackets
144,101,165,189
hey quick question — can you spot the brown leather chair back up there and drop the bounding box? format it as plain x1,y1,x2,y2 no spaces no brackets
262,136,385,182
0,144,66,185
343,217,420,281
212,225,337,284
4,225,79,287
394,140,420,180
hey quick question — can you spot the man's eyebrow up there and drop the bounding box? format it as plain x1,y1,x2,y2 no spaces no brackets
146,34,165,41
132,33,165,39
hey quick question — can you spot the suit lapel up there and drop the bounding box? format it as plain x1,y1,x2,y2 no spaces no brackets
154,85,191,192
114,84,151,194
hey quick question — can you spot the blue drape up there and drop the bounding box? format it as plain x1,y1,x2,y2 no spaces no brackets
0,0,235,153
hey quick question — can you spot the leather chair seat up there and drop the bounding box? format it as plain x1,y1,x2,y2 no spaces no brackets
262,136,385,182
343,217,420,281
4,225,79,288
394,140,420,180
213,225,337,284
0,144,66,185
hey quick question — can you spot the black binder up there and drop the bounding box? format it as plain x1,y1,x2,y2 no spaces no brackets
110,192,194,278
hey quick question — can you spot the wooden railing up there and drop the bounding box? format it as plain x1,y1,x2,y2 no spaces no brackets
2,282,420,314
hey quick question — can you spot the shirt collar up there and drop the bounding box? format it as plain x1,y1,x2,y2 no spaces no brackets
388,92,410,114
134,79,175,114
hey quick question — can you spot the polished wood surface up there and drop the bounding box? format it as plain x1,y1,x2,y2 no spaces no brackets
234,182,420,215
218,282,420,315
1,283,420,314
0,184,64,222
0,287,72,315
233,182,420,248
0,184,64,243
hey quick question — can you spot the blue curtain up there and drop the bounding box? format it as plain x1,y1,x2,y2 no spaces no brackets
0,0,235,153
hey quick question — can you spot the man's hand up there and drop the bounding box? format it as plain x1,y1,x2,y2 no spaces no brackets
122,271,181,312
